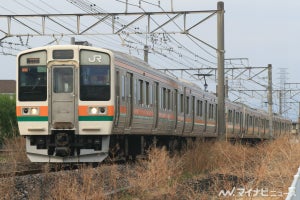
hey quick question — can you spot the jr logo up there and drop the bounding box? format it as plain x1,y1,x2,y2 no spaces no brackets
88,55,102,63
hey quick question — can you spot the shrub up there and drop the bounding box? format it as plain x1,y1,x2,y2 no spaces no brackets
0,94,18,144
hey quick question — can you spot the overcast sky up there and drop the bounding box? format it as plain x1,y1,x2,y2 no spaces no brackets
0,0,299,119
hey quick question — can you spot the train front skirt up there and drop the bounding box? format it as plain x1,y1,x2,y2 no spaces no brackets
25,136,110,163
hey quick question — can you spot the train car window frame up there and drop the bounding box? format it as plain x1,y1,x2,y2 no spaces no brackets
79,50,111,101
18,50,47,101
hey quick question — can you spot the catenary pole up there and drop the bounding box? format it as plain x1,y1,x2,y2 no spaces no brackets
217,1,225,138
268,64,273,138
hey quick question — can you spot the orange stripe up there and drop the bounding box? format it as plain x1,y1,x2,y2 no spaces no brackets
134,108,154,117
78,106,88,116
107,106,114,116
16,106,48,116
195,119,205,124
39,106,48,116
120,106,127,114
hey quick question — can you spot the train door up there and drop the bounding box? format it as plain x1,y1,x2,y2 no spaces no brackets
153,82,159,130
50,66,76,129
125,72,133,129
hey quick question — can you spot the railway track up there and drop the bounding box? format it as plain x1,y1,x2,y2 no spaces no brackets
0,168,43,178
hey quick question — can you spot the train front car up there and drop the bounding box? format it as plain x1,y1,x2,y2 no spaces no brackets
16,45,114,162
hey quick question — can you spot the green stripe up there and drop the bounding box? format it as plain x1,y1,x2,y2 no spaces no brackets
17,116,48,121
17,116,113,122
79,116,113,121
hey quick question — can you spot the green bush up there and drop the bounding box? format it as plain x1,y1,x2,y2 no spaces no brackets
0,94,19,144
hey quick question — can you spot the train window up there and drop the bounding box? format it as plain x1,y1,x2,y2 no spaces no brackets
236,112,239,124
211,104,214,119
18,51,47,101
145,82,149,106
80,65,110,101
137,79,143,105
149,83,153,106
249,116,253,126
208,104,213,119
228,110,233,123
160,88,166,109
18,66,47,101
240,112,243,126
186,96,190,114
116,71,120,97
121,75,125,100
171,91,174,110
180,94,184,113
215,104,218,120
200,100,203,117
208,104,211,119
167,89,171,110
53,68,73,93
196,100,200,116
192,96,195,116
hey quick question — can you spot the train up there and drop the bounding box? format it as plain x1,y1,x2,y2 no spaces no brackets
16,44,291,163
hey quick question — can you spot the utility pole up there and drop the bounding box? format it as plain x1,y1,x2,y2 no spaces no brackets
217,1,225,138
268,64,273,138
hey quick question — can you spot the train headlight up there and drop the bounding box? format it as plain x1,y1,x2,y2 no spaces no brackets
88,106,107,115
99,107,106,114
31,108,39,115
23,108,29,115
22,107,39,115
89,107,98,115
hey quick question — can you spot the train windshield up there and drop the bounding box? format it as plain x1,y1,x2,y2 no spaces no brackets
18,66,47,101
80,50,111,101
80,66,110,101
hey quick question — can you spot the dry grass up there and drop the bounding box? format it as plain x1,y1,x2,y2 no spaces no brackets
1,137,28,163
1,135,300,199
180,135,300,198
127,147,182,199
48,166,106,200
